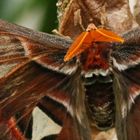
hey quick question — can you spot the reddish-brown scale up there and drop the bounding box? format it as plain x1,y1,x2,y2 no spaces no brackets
80,43,111,71
8,118,26,140
0,117,26,140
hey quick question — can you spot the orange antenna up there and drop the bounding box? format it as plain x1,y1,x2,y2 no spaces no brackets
64,23,124,62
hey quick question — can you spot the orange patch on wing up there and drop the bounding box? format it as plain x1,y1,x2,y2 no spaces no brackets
64,25,124,62
90,28,124,43
64,31,92,62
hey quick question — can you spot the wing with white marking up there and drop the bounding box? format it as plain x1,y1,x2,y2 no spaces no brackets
112,27,140,140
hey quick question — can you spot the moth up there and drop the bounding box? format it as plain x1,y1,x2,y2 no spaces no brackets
0,19,140,140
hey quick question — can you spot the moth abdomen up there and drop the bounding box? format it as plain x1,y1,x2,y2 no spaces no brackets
85,75,115,130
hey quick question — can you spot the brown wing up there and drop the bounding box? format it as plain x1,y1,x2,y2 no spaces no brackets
36,68,92,140
0,61,91,140
0,19,76,76
112,27,140,140
0,61,66,138
0,19,91,140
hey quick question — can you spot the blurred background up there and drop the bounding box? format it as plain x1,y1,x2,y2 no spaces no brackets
0,0,58,33
0,0,138,32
